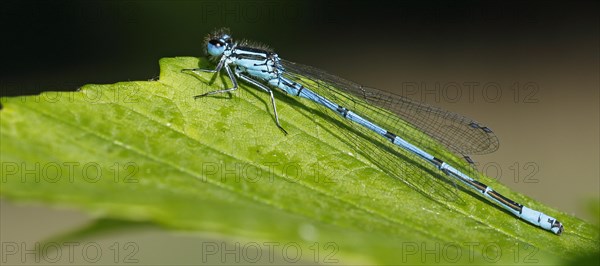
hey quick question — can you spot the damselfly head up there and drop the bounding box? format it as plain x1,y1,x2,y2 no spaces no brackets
205,28,232,58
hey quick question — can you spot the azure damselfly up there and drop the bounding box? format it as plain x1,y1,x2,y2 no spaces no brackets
182,28,563,235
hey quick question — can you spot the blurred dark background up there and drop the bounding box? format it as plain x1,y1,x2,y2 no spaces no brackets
2,0,597,97
1,0,598,221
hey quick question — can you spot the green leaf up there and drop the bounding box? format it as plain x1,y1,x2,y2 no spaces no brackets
1,57,598,264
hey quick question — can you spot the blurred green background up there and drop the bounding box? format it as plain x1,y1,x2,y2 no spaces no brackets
1,0,598,264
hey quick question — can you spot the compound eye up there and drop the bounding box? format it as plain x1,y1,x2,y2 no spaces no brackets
207,39,226,56
209,39,224,47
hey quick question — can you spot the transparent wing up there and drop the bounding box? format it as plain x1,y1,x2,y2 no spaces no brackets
280,60,488,203
282,60,499,157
